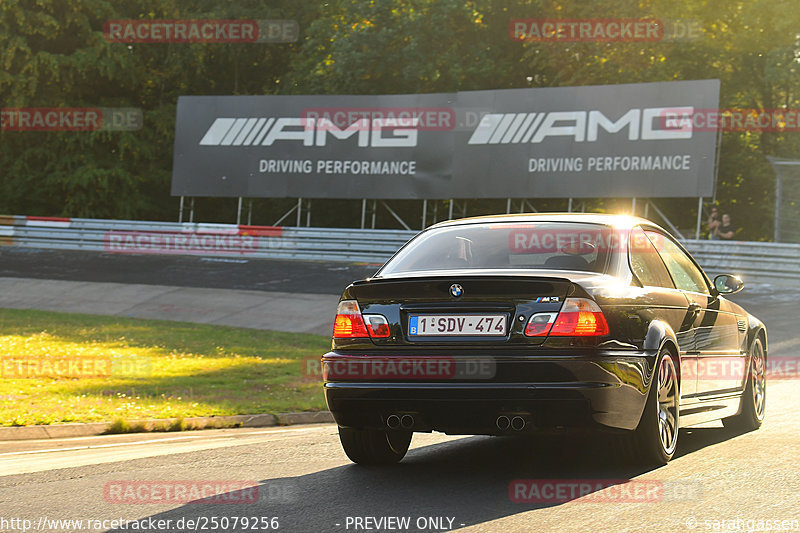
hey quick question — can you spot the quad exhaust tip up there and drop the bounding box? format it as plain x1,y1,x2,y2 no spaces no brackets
387,414,414,430
386,414,401,429
497,415,526,431
496,415,510,431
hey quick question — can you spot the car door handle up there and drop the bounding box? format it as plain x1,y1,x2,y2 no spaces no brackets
688,302,702,314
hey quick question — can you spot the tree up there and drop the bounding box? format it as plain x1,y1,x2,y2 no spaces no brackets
2,0,799,239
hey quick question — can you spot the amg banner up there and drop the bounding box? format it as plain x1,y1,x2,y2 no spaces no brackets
171,79,719,199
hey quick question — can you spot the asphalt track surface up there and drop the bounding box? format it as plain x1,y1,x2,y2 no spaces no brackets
0,247,379,335
0,247,379,295
1,249,799,532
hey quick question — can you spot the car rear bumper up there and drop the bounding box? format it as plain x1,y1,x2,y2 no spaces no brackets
322,351,657,434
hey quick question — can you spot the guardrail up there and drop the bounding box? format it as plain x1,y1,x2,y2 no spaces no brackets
683,239,800,282
1,216,797,281
0,215,416,263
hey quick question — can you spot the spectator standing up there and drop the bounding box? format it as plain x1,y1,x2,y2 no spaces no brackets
715,213,736,240
706,206,720,239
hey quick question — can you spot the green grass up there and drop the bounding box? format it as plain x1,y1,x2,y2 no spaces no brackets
0,308,330,427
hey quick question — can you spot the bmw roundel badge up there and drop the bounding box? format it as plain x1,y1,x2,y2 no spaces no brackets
449,283,464,298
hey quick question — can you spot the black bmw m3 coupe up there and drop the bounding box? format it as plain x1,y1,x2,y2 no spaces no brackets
322,213,767,466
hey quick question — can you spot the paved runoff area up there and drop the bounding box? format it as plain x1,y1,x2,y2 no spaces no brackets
0,247,379,335
1,246,799,531
0,278,339,336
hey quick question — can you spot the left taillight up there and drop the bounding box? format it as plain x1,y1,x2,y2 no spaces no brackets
333,300,369,338
332,300,390,339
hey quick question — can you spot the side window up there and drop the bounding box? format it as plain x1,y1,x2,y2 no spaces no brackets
629,227,674,288
645,230,709,294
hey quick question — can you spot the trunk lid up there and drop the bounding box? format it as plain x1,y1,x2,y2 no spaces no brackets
347,273,575,346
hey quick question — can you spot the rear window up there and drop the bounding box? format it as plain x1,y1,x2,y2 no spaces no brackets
379,222,613,276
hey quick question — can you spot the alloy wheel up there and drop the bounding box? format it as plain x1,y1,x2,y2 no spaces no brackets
751,341,766,421
657,354,679,455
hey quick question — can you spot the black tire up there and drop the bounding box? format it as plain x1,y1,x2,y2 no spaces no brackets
723,337,766,432
623,347,680,466
338,427,412,465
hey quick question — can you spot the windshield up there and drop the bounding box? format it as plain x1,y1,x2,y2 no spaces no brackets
379,222,612,276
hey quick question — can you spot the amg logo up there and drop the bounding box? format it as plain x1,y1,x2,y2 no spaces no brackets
467,107,694,144
199,117,418,147
199,107,694,148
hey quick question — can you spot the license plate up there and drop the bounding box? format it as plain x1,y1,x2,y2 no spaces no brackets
408,314,506,336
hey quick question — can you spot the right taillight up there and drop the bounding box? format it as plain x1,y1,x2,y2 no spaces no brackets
332,300,369,338
549,298,609,336
364,314,391,338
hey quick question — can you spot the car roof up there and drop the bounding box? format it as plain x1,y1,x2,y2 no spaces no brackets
428,212,654,231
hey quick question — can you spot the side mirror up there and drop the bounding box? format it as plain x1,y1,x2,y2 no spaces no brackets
713,274,744,295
